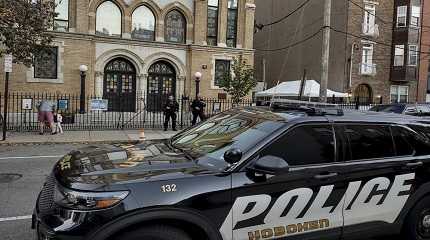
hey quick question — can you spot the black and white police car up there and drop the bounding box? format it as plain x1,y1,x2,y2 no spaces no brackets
33,100,430,240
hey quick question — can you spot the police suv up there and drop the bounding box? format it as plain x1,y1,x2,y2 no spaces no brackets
33,100,430,240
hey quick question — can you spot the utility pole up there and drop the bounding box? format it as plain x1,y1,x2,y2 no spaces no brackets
320,0,331,103
262,58,266,89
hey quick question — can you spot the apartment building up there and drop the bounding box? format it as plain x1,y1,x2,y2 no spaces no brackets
0,0,256,111
254,0,423,103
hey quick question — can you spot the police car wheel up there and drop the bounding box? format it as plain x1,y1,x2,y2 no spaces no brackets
115,225,192,240
404,197,430,240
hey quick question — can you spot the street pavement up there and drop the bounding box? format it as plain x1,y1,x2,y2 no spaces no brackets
0,143,401,240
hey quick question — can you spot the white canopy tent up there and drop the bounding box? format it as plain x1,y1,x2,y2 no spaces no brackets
256,80,348,98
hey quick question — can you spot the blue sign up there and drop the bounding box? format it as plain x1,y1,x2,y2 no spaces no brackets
57,99,69,110
90,99,108,111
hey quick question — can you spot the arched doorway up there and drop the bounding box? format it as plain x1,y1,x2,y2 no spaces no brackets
147,61,176,112
354,84,373,104
103,58,137,112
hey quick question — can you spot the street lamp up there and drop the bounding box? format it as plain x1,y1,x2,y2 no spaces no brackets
79,65,88,114
194,72,202,98
377,95,383,104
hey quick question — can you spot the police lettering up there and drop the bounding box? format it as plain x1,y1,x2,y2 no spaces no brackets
219,173,415,240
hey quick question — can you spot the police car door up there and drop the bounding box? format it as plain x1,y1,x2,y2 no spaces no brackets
335,124,417,239
222,124,344,240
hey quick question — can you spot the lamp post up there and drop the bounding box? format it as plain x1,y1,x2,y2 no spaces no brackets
79,65,88,114
377,95,383,104
194,72,202,98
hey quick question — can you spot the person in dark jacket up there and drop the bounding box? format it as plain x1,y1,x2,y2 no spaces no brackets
191,94,206,125
163,95,179,131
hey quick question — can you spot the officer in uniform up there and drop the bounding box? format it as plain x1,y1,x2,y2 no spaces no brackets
163,95,179,131
191,94,206,125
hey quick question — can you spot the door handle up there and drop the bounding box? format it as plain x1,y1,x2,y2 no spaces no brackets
314,172,338,180
405,161,423,169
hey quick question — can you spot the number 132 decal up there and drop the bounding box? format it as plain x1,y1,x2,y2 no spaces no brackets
161,184,177,193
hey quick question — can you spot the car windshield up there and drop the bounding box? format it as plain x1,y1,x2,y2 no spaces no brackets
170,108,285,170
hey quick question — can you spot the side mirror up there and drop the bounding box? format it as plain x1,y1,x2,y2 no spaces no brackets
250,155,289,175
224,148,243,165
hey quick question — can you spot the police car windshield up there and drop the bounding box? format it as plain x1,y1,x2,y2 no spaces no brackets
171,109,285,170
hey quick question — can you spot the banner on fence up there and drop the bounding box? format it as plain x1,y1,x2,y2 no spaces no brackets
90,99,108,111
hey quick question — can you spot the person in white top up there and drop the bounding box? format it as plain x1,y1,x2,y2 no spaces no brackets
54,111,64,134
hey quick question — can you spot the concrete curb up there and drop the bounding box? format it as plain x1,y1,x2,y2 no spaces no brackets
0,140,142,146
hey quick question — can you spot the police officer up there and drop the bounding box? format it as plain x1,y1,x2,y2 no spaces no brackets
191,94,206,125
163,95,179,131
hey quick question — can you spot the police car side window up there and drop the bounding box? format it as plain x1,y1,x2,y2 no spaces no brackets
342,125,395,160
260,125,335,166
391,126,415,156
399,125,430,156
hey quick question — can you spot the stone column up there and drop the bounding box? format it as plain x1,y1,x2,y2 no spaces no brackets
156,21,165,42
77,1,90,34
123,15,132,39
140,74,148,93
236,0,245,48
194,0,208,45
243,0,256,49
177,76,186,98
218,0,228,47
95,71,104,97
88,12,96,34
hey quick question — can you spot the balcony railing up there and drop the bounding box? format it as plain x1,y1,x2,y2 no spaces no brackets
360,63,377,76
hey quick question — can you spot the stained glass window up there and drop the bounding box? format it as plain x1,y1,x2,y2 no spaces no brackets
207,0,219,46
148,62,176,95
96,1,122,37
34,47,58,79
54,0,69,32
215,60,230,87
132,6,156,41
165,10,186,43
227,0,238,48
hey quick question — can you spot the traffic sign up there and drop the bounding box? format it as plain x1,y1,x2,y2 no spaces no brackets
4,54,12,73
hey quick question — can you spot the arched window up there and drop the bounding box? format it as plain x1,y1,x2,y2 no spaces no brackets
96,1,122,37
165,10,186,43
132,5,156,41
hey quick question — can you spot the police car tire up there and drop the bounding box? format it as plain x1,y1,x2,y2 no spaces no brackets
403,196,430,240
116,225,192,240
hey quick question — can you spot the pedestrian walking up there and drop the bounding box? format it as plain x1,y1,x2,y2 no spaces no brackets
54,111,64,134
191,94,206,125
37,100,56,135
163,95,179,131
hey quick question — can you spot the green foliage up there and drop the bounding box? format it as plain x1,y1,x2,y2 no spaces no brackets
218,56,256,104
0,0,57,66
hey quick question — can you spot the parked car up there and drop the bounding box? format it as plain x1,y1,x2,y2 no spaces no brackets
33,101,430,240
369,103,430,116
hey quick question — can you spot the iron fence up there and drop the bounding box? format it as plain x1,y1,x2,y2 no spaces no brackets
0,92,254,132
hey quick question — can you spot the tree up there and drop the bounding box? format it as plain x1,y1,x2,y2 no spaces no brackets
0,0,56,66
219,56,257,104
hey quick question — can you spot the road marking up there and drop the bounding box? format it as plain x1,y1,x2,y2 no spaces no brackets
0,155,63,160
0,215,32,222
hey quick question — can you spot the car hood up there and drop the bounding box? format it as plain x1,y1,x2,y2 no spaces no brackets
53,140,215,190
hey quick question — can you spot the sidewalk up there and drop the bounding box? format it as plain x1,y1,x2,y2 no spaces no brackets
0,130,177,145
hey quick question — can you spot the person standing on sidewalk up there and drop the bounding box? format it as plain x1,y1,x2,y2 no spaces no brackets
37,100,56,135
191,94,206,125
163,95,179,131
53,111,64,134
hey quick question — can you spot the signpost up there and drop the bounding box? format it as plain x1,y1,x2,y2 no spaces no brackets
3,55,12,141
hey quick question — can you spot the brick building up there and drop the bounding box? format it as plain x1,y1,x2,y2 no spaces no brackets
418,0,430,102
255,0,423,103
0,0,256,111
